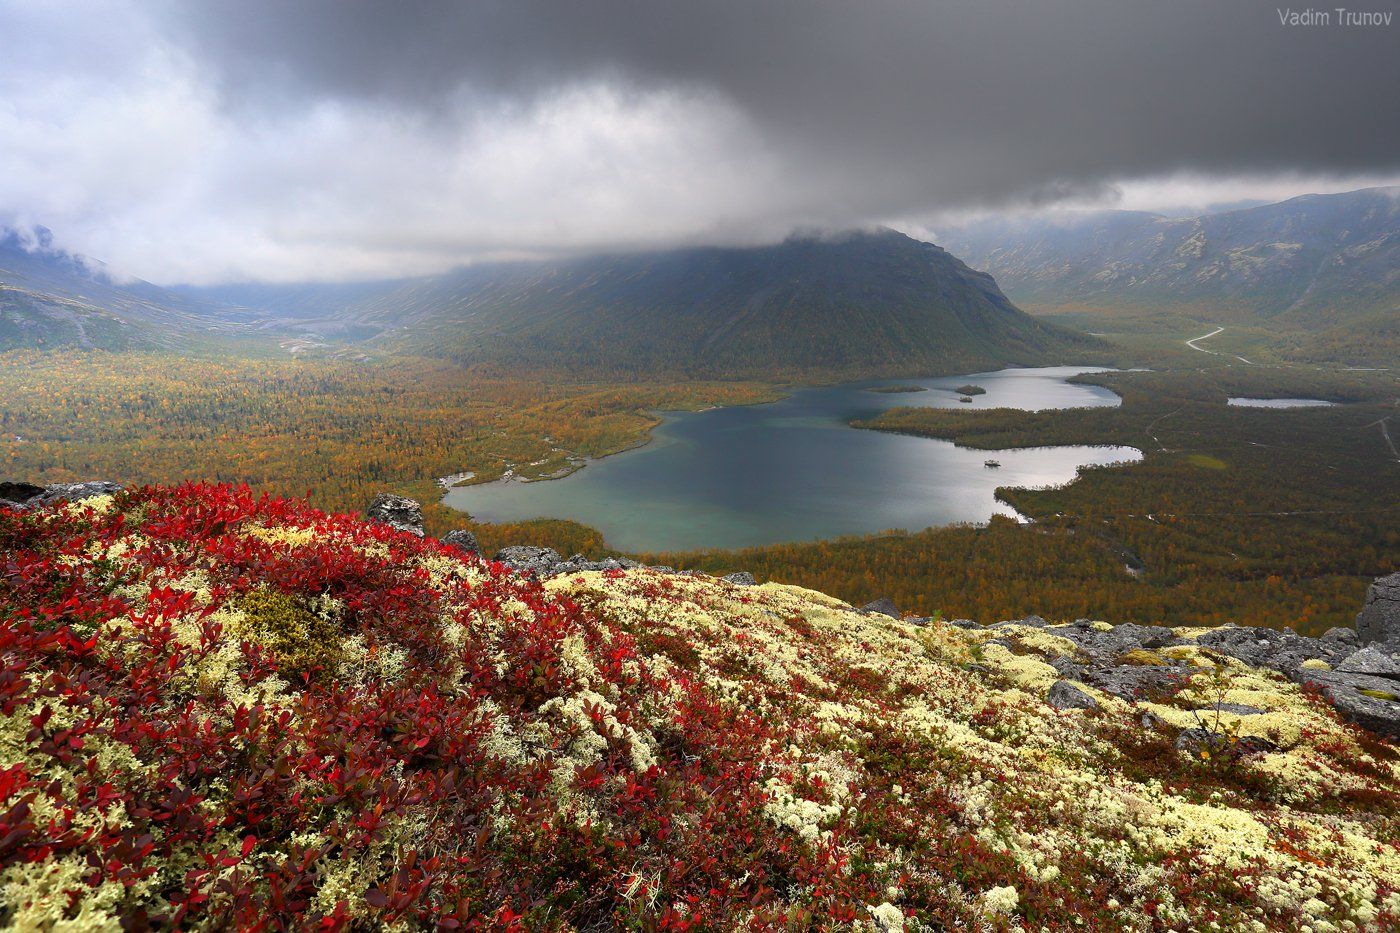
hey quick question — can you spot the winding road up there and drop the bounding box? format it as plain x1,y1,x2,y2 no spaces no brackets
1185,325,1256,364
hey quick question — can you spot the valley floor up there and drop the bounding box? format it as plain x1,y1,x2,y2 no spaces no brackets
1,345,1395,635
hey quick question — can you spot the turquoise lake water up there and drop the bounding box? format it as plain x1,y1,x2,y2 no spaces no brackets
444,366,1143,552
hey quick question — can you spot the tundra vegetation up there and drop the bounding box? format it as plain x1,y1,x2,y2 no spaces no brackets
0,485,1396,929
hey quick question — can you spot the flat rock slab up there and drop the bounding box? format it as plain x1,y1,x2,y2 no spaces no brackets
1082,664,1192,701
1297,669,1400,739
1336,646,1400,679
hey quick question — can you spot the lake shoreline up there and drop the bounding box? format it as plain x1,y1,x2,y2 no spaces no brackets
442,365,1140,552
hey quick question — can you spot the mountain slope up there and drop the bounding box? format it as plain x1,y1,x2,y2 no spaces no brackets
940,187,1400,327
350,229,1102,379
0,227,287,353
3,483,1397,929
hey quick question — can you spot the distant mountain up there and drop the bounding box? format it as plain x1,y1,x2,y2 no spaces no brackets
8,226,1097,377
0,227,280,353
343,229,1102,379
939,187,1400,328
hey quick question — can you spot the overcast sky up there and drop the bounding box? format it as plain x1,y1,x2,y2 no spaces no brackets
2,0,1397,284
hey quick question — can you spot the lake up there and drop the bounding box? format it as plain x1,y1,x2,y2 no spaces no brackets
444,366,1143,552
1228,397,1337,409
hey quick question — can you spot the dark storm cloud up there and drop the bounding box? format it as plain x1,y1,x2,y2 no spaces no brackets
172,0,1400,213
3,0,1396,282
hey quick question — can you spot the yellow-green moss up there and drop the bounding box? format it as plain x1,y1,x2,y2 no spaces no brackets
1117,649,1168,667
231,589,344,681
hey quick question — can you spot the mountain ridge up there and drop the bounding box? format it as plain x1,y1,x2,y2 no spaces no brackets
347,228,1103,379
938,186,1400,327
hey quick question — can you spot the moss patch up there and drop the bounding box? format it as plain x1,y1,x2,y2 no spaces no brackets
231,588,344,681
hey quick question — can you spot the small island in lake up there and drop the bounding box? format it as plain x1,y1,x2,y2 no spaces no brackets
866,384,928,394
955,384,987,396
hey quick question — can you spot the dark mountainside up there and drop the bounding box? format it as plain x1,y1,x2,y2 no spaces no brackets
346,229,1102,379
15,226,1100,378
0,227,280,353
939,187,1400,328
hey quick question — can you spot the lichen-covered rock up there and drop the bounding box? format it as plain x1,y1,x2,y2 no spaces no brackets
493,545,563,575
1,480,124,510
1296,669,1400,738
1194,625,1346,674
1052,621,1183,662
1357,572,1400,646
1336,645,1400,679
722,571,757,586
1082,663,1191,701
0,481,44,507
1320,625,1362,648
1047,679,1098,711
441,529,479,553
30,480,125,505
364,492,424,537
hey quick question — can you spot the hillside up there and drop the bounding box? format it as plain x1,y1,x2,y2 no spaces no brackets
0,227,293,354
938,187,1399,361
2,482,1397,929
346,230,1102,379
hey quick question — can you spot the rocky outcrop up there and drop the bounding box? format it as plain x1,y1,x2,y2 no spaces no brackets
1356,572,1400,646
1047,621,1183,663
491,545,652,578
861,597,901,618
1335,645,1400,678
722,571,757,586
1296,671,1400,738
1193,625,1350,675
1048,679,1098,711
441,529,479,554
0,482,44,506
364,494,424,537
1,480,123,510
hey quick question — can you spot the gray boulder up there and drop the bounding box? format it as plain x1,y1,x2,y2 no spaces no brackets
34,481,124,504
1048,680,1098,711
441,529,479,553
494,546,564,576
1320,626,1361,649
1050,656,1087,680
1082,664,1192,701
1356,573,1400,646
3,481,125,511
944,618,981,629
861,597,901,618
364,493,424,537
722,571,757,586
1051,621,1183,663
1194,625,1346,675
1335,645,1400,679
0,481,44,508
1296,669,1400,739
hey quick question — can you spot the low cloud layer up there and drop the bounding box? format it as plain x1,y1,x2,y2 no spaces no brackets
2,0,1396,283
